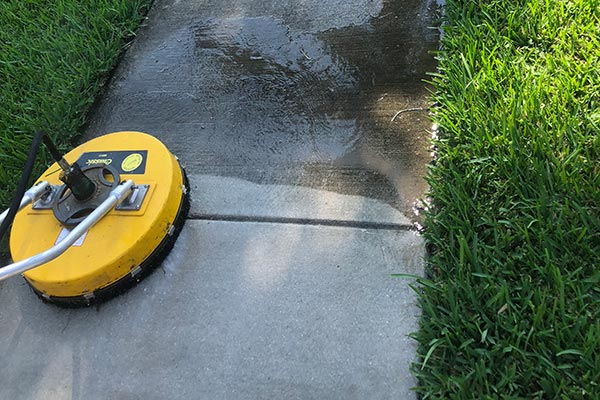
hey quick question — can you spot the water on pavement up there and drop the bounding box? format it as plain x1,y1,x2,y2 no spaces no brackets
86,0,441,220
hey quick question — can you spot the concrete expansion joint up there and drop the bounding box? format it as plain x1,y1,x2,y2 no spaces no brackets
186,213,416,231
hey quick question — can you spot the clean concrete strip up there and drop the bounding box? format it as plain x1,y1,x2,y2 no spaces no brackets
188,174,414,229
0,220,423,400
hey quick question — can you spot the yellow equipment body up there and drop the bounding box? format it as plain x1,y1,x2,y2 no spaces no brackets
9,131,189,306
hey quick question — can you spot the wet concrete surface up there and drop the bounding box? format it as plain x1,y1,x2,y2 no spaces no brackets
85,0,441,218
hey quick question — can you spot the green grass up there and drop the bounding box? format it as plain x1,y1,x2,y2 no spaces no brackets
0,0,153,208
414,0,599,398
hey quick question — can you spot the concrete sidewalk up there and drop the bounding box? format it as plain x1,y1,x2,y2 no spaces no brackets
1,0,440,398
1,220,423,399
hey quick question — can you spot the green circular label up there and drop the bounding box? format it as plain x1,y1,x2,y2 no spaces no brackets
121,153,143,172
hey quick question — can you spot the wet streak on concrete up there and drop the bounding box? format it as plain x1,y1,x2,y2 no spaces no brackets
85,0,441,219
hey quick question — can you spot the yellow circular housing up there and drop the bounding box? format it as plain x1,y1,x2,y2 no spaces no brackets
9,132,189,306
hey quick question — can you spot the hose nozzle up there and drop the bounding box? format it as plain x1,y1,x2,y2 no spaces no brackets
42,134,96,201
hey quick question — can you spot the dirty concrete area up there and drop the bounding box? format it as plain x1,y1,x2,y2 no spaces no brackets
86,0,441,218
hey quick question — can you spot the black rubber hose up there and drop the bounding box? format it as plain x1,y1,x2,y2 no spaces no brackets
42,134,64,165
0,131,46,244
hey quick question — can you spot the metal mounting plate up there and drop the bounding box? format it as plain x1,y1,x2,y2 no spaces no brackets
32,184,150,212
115,184,150,211
32,185,61,210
